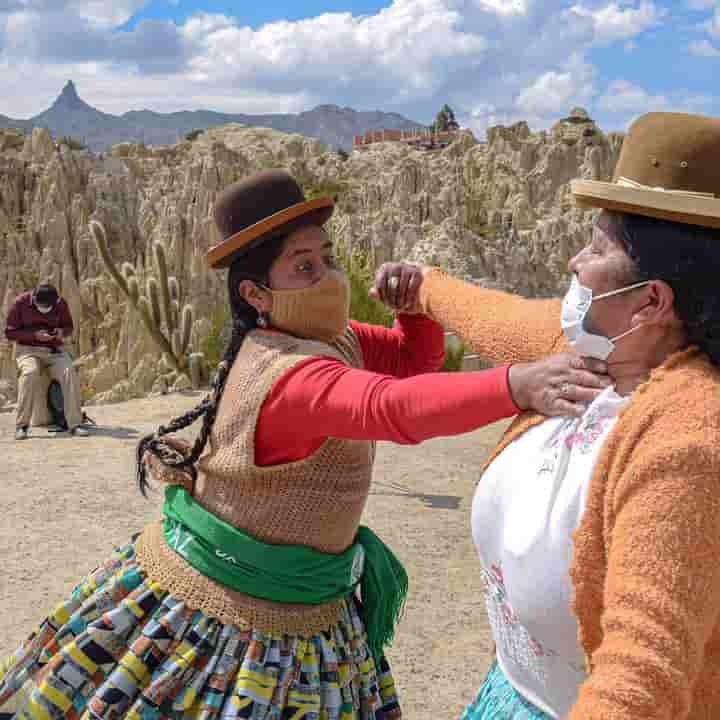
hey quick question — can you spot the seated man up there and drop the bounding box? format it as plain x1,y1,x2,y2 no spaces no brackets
5,282,88,439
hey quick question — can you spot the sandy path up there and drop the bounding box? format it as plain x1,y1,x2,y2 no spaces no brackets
0,392,507,718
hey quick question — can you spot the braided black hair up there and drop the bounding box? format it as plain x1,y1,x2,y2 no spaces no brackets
136,233,287,496
607,211,720,366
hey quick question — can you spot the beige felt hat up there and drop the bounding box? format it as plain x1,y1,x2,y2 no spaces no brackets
571,112,720,228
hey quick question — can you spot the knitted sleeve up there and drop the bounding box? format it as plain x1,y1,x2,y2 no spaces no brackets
568,438,720,720
418,268,567,364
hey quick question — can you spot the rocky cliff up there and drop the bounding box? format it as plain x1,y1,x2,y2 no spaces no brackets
0,107,623,411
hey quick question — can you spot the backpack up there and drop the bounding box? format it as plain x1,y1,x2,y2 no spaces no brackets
47,380,67,429
47,380,96,430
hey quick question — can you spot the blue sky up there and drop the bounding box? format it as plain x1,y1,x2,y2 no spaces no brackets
124,1,391,29
0,0,718,136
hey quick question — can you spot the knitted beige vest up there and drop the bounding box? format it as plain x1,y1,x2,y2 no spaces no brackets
134,327,375,635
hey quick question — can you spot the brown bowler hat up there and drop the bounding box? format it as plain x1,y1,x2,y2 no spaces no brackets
571,112,720,228
207,169,334,269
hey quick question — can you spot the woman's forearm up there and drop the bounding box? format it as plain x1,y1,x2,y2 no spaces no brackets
255,351,609,465
256,358,519,461
419,268,567,364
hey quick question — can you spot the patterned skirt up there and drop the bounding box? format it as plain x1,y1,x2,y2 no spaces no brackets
0,542,401,720
460,661,552,720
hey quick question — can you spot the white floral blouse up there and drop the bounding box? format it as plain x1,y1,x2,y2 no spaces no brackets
472,386,629,718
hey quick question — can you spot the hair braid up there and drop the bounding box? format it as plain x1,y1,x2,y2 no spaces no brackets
177,319,247,464
135,232,287,496
136,317,250,496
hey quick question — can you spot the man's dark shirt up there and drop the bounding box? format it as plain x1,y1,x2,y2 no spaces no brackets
5,291,74,350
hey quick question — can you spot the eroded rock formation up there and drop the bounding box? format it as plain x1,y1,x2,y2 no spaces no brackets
0,111,623,409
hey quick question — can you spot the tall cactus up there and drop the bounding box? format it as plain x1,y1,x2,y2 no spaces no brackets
91,220,205,386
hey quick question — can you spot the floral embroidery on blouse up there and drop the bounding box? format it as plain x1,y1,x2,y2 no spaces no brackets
479,394,624,708
481,561,557,686
543,405,617,459
563,405,618,454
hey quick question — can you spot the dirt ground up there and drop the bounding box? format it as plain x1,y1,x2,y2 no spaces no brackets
0,391,508,719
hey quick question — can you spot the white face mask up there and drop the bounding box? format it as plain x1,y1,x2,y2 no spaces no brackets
36,305,53,314
560,275,649,360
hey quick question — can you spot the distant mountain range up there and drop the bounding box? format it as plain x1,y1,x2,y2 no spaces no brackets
0,81,425,152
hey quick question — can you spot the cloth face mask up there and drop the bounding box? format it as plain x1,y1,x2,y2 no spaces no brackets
560,275,649,360
260,269,350,344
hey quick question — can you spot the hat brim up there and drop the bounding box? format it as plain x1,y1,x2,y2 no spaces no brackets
207,196,334,269
571,180,720,229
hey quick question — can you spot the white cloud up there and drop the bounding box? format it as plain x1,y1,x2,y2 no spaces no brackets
0,1,150,28
689,38,720,54
707,7,720,35
472,0,529,15
516,72,584,114
571,1,663,44
684,1,720,49
597,79,666,112
2,10,188,73
597,80,713,119
516,55,595,114
0,1,492,116
686,0,716,9
0,0,715,137
178,3,489,109
66,1,147,28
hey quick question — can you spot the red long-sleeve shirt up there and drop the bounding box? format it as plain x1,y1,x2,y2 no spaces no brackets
5,291,74,350
255,315,520,465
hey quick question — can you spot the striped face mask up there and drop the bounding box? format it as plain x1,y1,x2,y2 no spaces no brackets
560,275,649,360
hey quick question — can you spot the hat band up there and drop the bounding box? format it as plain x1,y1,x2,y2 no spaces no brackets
617,176,716,199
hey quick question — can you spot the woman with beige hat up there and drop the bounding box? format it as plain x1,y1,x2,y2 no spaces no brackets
0,170,608,720
402,111,720,719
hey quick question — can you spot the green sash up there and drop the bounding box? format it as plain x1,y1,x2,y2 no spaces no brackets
162,485,407,664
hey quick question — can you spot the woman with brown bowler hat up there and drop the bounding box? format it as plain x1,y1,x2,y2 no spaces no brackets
405,112,720,719
0,170,609,719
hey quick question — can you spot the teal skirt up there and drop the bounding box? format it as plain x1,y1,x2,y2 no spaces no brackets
460,661,552,720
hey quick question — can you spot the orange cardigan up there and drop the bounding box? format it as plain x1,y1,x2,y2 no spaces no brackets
420,268,720,720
